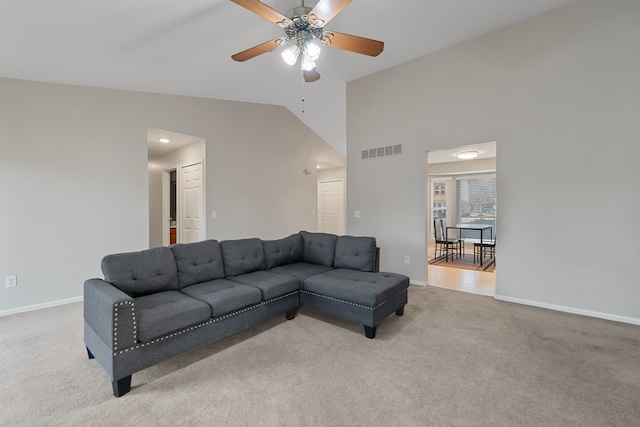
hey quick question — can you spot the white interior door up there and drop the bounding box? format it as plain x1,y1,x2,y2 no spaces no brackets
318,179,345,235
180,161,205,243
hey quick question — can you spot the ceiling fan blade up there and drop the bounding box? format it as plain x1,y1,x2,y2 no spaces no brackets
324,31,384,57
308,0,351,26
230,0,288,25
303,68,321,83
231,38,281,62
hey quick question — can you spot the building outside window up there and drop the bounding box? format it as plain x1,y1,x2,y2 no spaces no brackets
432,182,447,220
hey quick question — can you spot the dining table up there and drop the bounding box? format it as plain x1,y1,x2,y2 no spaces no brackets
446,224,493,266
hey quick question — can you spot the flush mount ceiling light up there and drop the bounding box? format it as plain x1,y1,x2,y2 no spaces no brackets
455,151,480,160
230,0,384,83
159,138,170,143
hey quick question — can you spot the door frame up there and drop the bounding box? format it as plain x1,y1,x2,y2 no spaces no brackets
162,165,178,246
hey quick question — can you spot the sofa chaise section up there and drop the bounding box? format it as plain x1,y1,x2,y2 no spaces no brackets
301,269,408,338
298,234,408,338
265,232,408,338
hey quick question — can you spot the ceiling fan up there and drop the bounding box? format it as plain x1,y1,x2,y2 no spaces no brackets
230,0,384,83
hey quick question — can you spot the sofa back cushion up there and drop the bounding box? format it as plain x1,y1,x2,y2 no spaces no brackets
300,231,338,267
262,234,303,270
101,247,178,297
220,238,266,277
170,240,225,288
334,235,377,272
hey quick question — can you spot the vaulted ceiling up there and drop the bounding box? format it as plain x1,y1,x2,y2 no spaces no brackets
1,0,577,156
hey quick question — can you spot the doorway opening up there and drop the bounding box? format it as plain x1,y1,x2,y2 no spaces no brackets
164,168,177,245
148,128,206,248
426,141,497,296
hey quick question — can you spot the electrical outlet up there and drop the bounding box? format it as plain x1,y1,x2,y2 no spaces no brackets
6,275,17,288
354,211,361,218
211,211,217,219
404,256,410,264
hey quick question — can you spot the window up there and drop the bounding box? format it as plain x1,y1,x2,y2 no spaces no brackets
433,202,446,219
432,182,447,220
457,176,496,240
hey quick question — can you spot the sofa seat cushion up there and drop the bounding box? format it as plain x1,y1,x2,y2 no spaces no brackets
170,240,225,287
269,262,333,282
181,279,263,317
229,271,301,301
302,269,410,308
134,291,211,342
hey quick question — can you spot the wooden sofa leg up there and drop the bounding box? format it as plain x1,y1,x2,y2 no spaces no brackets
285,308,298,320
364,325,376,339
112,376,132,397
87,347,95,359
395,305,405,316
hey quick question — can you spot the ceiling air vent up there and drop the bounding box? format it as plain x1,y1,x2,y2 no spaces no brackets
361,144,403,161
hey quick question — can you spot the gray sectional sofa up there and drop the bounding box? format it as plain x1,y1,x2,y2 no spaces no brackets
84,231,409,397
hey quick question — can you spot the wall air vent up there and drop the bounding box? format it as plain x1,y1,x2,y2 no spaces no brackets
361,144,402,160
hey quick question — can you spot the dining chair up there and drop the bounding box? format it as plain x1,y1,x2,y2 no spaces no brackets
473,234,496,264
434,219,462,261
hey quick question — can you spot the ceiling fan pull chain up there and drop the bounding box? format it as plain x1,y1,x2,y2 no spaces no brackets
301,79,305,113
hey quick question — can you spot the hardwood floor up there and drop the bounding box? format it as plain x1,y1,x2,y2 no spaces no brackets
427,264,495,296
427,241,496,297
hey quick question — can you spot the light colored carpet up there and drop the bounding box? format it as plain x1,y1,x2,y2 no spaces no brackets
1,286,639,426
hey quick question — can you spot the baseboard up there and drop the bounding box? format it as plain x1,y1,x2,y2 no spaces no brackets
0,296,83,318
410,280,427,287
494,295,640,326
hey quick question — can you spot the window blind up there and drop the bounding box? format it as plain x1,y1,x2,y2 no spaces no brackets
457,177,497,240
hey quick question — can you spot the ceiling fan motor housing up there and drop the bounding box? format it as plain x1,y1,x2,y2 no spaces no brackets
282,8,325,44
286,6,312,19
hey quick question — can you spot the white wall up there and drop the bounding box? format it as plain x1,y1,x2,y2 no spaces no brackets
347,0,640,322
0,78,343,313
148,140,205,248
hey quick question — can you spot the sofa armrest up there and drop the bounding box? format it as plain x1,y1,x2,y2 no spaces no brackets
84,278,137,351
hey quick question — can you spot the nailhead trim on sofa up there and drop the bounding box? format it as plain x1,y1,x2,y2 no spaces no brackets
113,291,298,356
300,289,392,310
113,301,136,351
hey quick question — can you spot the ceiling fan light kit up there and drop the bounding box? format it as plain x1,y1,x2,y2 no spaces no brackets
231,0,384,82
